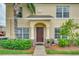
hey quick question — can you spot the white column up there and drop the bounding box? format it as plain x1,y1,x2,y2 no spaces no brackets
46,27,50,39
30,27,34,40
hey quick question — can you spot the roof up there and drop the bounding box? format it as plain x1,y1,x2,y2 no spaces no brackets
27,15,53,18
26,15,53,20
0,26,5,28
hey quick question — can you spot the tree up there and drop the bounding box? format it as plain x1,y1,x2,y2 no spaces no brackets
60,19,79,45
27,3,36,14
60,19,79,37
14,3,36,16
60,19,74,36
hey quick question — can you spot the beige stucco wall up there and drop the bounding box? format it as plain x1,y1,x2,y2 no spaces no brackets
35,4,56,16
17,19,30,27
70,4,79,19
22,4,31,18
6,3,79,40
35,4,79,19
14,3,79,19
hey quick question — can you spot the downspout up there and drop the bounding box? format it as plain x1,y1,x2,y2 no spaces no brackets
13,3,18,39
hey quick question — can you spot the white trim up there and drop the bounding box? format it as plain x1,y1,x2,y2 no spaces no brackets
16,18,53,20
7,17,79,20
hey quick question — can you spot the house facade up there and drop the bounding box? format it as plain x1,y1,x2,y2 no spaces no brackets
6,3,79,44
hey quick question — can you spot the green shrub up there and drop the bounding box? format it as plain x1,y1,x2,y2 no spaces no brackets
74,39,79,46
47,39,53,44
58,38,70,47
0,39,32,50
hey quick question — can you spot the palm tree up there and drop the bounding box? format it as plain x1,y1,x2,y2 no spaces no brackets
27,3,36,15
14,3,35,17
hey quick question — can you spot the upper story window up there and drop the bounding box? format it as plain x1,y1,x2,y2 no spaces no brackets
56,5,69,18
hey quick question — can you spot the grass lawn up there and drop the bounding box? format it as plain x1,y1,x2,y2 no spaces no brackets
0,49,33,54
46,49,79,55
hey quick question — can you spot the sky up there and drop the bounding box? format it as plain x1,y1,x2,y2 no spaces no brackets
0,3,5,26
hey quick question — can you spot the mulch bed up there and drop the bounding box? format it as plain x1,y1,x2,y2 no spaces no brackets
46,44,79,51
23,47,35,53
0,46,35,53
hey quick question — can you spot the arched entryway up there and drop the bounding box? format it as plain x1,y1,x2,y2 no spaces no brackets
35,23,46,44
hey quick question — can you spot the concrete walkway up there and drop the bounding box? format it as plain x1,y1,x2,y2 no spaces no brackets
33,45,46,56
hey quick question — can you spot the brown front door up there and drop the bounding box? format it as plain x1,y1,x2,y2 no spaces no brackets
36,27,44,42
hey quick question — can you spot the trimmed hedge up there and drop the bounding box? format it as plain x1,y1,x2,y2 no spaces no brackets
0,39,32,50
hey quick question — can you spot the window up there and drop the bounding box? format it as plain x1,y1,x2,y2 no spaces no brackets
56,5,69,18
15,27,29,39
63,6,69,18
55,28,67,39
56,6,62,18
23,28,29,39
55,28,60,38
62,35,67,39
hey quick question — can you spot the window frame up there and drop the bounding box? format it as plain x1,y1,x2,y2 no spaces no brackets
15,27,29,39
54,27,60,39
56,5,69,18
54,27,67,39
56,6,63,18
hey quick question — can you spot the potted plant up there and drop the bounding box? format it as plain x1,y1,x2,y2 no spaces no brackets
46,39,53,48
